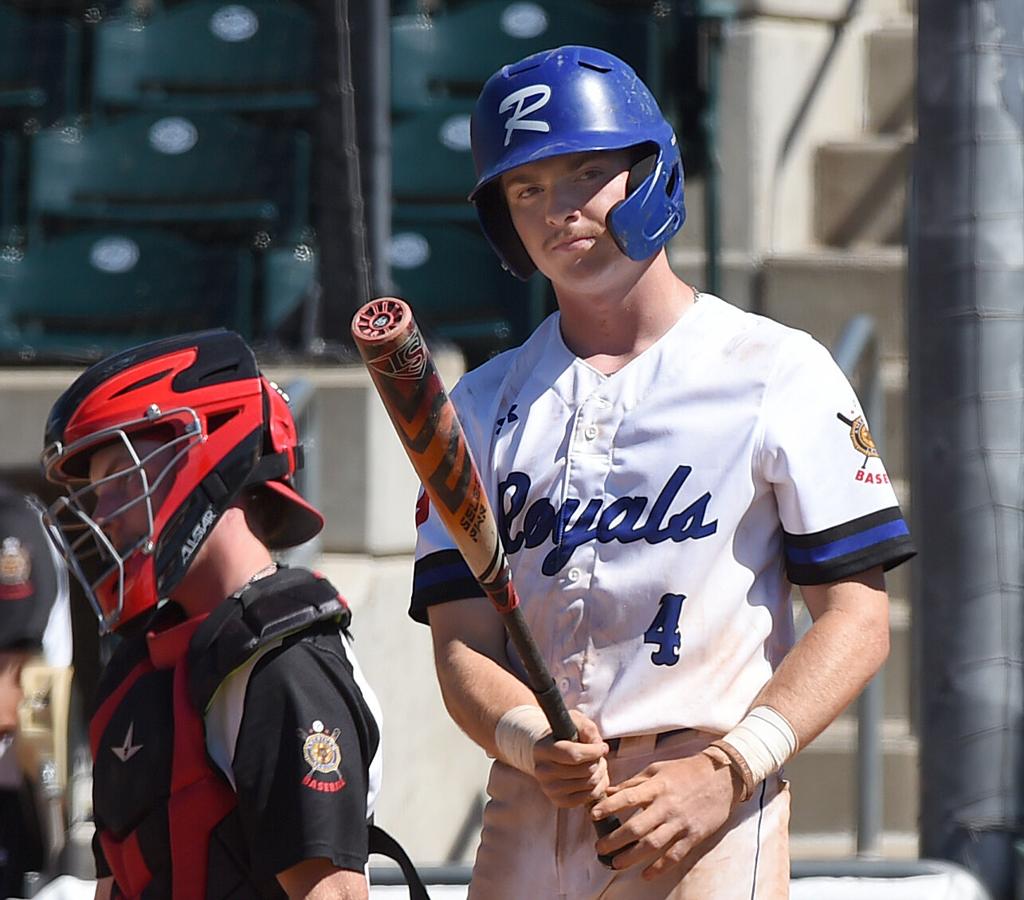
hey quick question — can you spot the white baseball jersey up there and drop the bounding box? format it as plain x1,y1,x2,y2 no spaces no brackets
411,294,913,738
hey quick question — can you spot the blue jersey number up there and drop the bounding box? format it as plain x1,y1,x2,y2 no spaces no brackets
644,593,685,666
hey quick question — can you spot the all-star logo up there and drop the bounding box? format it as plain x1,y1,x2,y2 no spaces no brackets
837,412,879,467
111,722,144,763
297,719,346,793
0,537,32,600
495,403,519,436
181,507,216,564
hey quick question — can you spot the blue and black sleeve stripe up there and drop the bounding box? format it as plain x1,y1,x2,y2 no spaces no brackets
784,507,915,585
409,549,486,624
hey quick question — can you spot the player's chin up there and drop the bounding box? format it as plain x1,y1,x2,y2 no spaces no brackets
541,254,614,290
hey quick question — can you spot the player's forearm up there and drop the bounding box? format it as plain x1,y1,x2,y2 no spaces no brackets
753,565,890,751
277,858,367,899
433,634,539,756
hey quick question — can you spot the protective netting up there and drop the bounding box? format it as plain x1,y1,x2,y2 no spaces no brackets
0,0,697,366
0,0,328,362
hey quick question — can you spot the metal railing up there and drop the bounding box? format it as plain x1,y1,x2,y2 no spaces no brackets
793,315,886,856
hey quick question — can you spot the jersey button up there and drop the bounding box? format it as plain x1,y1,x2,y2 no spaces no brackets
583,425,598,440
567,567,581,582
559,678,571,692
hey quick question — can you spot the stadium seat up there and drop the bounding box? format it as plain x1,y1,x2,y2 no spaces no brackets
389,213,547,362
3,1,124,12
0,228,255,360
391,108,478,207
27,111,310,239
262,242,318,335
390,0,649,114
0,5,80,128
1,132,23,240
93,0,317,115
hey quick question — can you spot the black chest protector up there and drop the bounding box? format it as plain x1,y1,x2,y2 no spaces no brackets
90,568,350,900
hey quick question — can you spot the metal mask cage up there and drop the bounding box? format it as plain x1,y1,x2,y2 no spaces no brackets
42,407,203,632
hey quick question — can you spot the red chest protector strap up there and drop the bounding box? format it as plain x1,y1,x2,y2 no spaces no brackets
90,616,237,900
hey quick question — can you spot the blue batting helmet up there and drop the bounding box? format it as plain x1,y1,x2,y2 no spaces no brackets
469,45,685,280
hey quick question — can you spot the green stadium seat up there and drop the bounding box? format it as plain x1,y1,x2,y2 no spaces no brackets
27,111,311,239
3,1,124,12
0,5,81,128
0,228,255,361
93,0,317,115
390,0,649,114
389,212,547,363
391,108,478,207
262,242,317,335
1,132,24,239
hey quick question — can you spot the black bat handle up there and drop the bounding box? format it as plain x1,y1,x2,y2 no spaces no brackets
503,608,622,867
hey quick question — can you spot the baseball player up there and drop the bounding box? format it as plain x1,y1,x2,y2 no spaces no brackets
0,485,63,897
41,330,424,900
410,46,915,898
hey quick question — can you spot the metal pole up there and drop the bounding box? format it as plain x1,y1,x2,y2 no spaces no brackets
698,2,731,296
912,1,1024,896
833,314,885,858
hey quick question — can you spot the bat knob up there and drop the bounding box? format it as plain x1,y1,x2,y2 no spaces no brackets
352,297,411,342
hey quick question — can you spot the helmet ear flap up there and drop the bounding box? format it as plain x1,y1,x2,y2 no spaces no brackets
608,151,659,255
476,184,537,281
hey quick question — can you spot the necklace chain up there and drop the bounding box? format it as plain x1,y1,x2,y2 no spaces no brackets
248,562,278,584
231,562,278,599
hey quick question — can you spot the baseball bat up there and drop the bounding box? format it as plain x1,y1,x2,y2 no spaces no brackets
351,298,620,863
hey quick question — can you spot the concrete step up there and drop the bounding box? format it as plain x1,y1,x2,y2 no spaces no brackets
786,718,919,835
814,136,912,247
761,248,906,360
865,24,916,135
790,830,918,860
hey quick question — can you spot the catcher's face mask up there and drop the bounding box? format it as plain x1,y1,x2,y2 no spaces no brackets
42,410,201,632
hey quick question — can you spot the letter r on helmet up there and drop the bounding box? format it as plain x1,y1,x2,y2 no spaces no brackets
499,85,552,146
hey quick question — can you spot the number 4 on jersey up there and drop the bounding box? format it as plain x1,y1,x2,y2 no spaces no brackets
644,593,685,666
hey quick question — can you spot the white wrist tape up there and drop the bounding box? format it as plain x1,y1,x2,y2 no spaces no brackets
717,707,798,799
494,705,551,775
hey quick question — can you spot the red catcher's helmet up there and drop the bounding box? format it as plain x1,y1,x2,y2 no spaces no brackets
41,329,323,633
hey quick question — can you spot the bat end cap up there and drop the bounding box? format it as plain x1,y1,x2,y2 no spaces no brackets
351,297,413,343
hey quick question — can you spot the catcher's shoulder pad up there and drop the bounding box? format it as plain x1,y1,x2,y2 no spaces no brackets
187,566,350,712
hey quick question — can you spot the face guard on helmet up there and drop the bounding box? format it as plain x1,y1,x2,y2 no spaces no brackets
41,330,323,633
469,45,686,281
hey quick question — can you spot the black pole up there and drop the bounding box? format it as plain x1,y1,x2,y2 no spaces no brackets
313,0,372,350
912,2,1024,897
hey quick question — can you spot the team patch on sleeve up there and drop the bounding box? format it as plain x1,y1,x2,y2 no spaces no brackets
410,549,485,624
783,507,915,585
298,720,346,793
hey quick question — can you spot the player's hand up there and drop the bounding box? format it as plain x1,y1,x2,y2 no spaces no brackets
532,710,610,809
590,751,739,879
